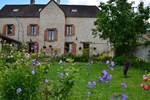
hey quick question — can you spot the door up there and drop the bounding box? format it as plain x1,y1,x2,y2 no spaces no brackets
83,43,90,56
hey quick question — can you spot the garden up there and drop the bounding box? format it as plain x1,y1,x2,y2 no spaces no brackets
0,42,150,100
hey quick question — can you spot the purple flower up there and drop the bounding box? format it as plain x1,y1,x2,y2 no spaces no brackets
102,70,108,76
35,60,40,66
31,47,34,51
32,60,35,66
32,68,35,75
59,73,64,78
33,45,37,49
111,61,115,67
111,98,115,100
106,60,110,65
110,67,114,70
45,79,49,83
88,82,94,88
121,94,128,100
87,91,91,95
106,74,112,81
17,88,22,93
99,70,112,83
92,81,96,86
121,83,127,88
98,77,103,82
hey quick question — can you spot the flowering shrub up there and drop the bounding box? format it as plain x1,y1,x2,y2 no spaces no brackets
141,73,150,91
0,59,43,100
44,59,79,99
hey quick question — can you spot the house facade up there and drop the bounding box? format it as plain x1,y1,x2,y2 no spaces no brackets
0,0,111,56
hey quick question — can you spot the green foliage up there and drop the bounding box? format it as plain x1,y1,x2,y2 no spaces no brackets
74,54,89,62
0,59,43,100
45,60,79,99
93,0,150,56
113,56,150,71
143,40,150,47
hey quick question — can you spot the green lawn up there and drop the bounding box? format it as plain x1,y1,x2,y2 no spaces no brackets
46,62,150,100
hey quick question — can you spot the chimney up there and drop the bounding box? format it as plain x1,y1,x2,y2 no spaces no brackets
30,0,35,5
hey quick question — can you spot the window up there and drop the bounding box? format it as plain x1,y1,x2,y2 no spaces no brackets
3,24,15,35
31,25,37,35
7,25,13,35
13,8,19,12
65,25,75,36
27,24,39,35
48,30,55,41
44,29,58,42
72,9,77,12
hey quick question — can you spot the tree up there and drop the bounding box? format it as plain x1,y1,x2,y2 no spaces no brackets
92,0,150,56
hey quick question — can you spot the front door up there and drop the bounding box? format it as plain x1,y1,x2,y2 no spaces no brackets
27,42,38,53
83,43,90,56
64,42,76,55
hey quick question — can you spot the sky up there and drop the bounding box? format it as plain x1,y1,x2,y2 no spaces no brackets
0,0,149,9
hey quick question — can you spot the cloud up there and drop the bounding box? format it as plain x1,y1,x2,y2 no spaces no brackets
66,0,149,6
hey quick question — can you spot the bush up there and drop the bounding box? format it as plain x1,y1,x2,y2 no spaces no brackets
113,56,150,71
0,58,43,100
74,54,89,62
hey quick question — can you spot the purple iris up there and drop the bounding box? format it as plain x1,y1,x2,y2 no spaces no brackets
99,70,112,83
102,70,108,76
17,88,22,93
32,60,35,66
35,60,40,66
121,94,128,100
87,91,91,95
45,79,49,83
92,81,96,86
106,60,110,65
31,47,34,51
32,68,35,75
111,61,115,67
88,82,94,88
121,83,127,88
88,81,96,88
110,67,114,70
33,45,37,49
59,73,64,78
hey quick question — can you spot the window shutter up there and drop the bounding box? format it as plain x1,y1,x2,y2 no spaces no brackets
54,29,58,41
12,24,15,35
72,43,76,55
44,30,48,41
72,25,75,36
27,25,31,35
3,25,7,35
36,25,39,35
65,25,67,36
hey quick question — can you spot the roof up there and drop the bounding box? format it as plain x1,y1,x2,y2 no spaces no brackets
0,34,22,44
0,4,99,18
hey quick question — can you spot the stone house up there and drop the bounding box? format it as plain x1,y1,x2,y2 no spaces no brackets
0,0,110,56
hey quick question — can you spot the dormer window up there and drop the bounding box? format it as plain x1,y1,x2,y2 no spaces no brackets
72,9,77,12
13,8,19,12
39,8,42,11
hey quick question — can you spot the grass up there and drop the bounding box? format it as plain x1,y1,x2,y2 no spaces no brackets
45,62,150,100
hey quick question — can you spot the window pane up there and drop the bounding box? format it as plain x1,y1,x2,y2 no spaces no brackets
66,26,72,36
31,25,36,35
51,31,54,40
48,30,55,41
7,25,13,35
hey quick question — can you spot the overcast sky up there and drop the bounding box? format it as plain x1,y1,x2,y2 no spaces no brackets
0,0,149,9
